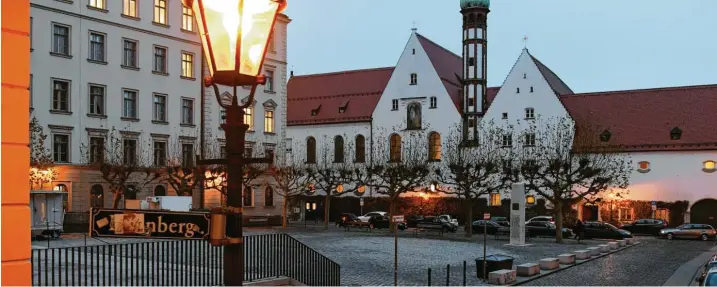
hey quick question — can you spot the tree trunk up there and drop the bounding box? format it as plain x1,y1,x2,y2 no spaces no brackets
324,195,331,231
465,201,473,237
554,201,564,243
282,196,288,228
389,199,397,232
112,191,122,209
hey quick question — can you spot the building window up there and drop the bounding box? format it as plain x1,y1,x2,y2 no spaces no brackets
704,160,716,173
525,133,536,147
244,107,254,130
306,137,317,163
468,57,475,66
516,87,520,94
154,185,166,196
89,85,105,115
264,70,275,92
334,136,344,163
88,32,105,61
123,139,137,165
220,146,227,158
525,108,535,119
390,134,401,162
410,73,417,85
181,98,194,125
245,146,254,158
489,193,501,206
123,39,138,68
355,135,366,163
53,134,69,163
619,208,633,221
468,118,475,128
90,184,104,208
52,24,70,56
153,46,167,73
502,112,508,119
406,102,422,130
262,186,275,206
153,0,167,25
264,110,274,133
218,109,226,124
502,135,512,147
52,79,70,112
429,97,437,108
122,90,137,118
181,4,193,31
243,186,254,207
523,73,527,79
89,136,104,163
181,52,194,78
153,141,166,166
54,184,69,211
152,94,166,122
123,0,137,17
530,86,534,93
391,99,399,111
182,144,194,166
428,132,441,161
637,161,650,173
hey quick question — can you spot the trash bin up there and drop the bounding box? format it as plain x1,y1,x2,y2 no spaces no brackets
475,254,514,279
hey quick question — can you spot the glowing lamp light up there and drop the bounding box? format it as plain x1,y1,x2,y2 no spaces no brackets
430,184,436,192
704,160,716,171
183,0,286,86
336,184,344,193
526,195,535,205
357,185,366,194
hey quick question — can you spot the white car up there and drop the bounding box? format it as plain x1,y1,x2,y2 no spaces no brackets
439,215,459,226
358,211,387,222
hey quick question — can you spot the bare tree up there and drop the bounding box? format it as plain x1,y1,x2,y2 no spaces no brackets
356,124,433,231
434,121,514,236
202,141,271,207
162,137,204,196
80,128,160,208
269,142,312,227
29,117,58,189
517,117,632,243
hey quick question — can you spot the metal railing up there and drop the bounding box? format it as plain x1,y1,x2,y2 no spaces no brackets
32,233,341,286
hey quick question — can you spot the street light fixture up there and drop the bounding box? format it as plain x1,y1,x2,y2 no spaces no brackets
183,0,286,286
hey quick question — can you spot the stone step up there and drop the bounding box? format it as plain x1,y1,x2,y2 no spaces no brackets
516,263,540,277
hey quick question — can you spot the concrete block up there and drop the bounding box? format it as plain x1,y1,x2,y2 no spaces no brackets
625,238,634,245
574,250,591,260
539,258,560,270
598,244,610,253
488,269,517,285
516,263,540,277
587,247,601,256
558,253,575,264
617,240,626,247
607,242,619,250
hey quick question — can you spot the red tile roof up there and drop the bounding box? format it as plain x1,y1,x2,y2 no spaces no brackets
416,33,464,112
562,84,717,151
287,67,394,126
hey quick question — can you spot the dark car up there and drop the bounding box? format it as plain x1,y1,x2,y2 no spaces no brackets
583,221,632,239
697,255,717,285
620,218,668,235
472,220,509,234
416,216,457,233
369,214,407,230
525,221,573,238
406,215,425,228
491,217,510,227
336,213,360,227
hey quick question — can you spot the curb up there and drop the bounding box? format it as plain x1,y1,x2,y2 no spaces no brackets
511,241,642,286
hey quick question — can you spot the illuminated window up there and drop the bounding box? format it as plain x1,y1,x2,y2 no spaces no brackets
489,193,501,206
703,160,716,173
181,52,194,78
264,110,274,133
123,0,137,17
637,161,650,173
89,0,106,10
428,132,441,161
390,134,402,162
182,4,193,31
153,0,167,25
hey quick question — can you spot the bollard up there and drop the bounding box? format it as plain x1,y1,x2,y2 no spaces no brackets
446,264,450,286
428,268,432,286
463,261,467,286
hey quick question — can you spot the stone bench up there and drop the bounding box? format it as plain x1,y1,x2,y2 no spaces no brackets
607,242,619,250
617,240,626,247
587,247,601,256
516,263,540,277
558,253,575,264
488,269,517,285
574,250,591,260
625,238,634,245
598,244,610,253
539,258,560,270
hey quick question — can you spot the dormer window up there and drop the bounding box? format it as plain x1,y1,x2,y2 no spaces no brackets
525,108,535,119
429,97,437,108
670,127,682,140
391,99,399,111
339,100,349,114
599,130,611,142
310,105,321,117
410,73,418,85
502,112,508,119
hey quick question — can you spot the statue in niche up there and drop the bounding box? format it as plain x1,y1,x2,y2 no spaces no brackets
406,102,422,130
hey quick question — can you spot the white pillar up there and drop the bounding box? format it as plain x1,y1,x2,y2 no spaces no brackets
510,183,526,245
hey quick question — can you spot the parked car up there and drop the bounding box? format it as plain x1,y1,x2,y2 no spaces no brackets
406,215,425,228
368,214,406,230
697,255,717,285
700,267,717,286
471,220,509,235
358,211,387,223
491,217,510,227
439,214,459,226
659,224,716,241
526,216,554,224
336,213,360,227
620,218,668,235
583,221,632,239
525,221,573,238
416,216,458,233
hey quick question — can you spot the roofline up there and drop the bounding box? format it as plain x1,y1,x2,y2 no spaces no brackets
289,66,394,79
563,83,717,98
288,91,383,101
415,33,462,60
287,119,372,126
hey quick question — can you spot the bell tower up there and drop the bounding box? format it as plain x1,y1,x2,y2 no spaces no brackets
460,0,490,143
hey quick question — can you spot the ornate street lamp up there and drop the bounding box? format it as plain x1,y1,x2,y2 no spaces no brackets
183,0,286,286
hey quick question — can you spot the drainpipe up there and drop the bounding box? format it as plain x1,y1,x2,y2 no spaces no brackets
198,54,206,208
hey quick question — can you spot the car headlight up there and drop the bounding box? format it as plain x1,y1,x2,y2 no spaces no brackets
660,230,666,234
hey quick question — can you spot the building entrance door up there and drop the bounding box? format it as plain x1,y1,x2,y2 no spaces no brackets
305,200,318,221
691,198,717,227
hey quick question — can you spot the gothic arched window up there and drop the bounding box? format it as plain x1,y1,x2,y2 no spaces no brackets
334,135,344,163
428,132,441,161
355,135,366,163
306,137,316,163
390,134,402,162
264,186,274,207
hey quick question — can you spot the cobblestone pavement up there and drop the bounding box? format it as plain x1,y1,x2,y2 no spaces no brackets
528,237,717,286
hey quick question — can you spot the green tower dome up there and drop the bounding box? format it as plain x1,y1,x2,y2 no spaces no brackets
460,0,489,9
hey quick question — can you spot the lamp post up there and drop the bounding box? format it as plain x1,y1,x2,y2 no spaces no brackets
183,0,286,286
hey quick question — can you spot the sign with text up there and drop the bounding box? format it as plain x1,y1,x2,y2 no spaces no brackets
391,215,404,223
360,198,364,206
483,213,490,220
89,208,210,240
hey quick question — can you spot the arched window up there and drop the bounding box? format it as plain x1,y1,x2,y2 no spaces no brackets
428,132,441,161
54,184,69,211
355,135,366,163
124,184,138,200
390,134,402,162
406,102,422,130
334,135,344,163
264,186,274,207
243,185,254,207
154,185,166,196
90,184,104,208
306,137,316,163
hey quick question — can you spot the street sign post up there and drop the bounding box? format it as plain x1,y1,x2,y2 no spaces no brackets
483,213,490,280
89,208,210,240
483,213,490,220
391,214,404,286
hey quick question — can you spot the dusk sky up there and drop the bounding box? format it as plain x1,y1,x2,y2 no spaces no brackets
285,0,716,93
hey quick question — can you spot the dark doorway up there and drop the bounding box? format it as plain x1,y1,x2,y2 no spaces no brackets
691,198,717,227
582,204,599,221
